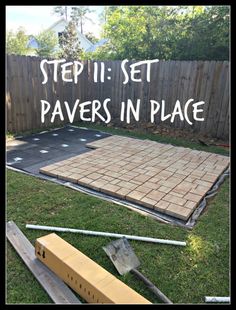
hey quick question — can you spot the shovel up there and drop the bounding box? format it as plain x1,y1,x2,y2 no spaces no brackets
103,237,173,304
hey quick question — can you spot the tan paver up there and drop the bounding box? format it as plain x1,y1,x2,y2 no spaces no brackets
154,201,170,212
140,196,157,209
172,181,195,195
39,167,58,177
40,135,229,221
184,201,196,210
146,190,165,202
162,193,187,206
158,186,172,194
102,184,121,197
78,177,94,186
165,203,193,220
184,192,203,204
126,190,146,204
116,180,139,191
135,185,152,195
89,179,109,191
116,188,132,199
190,185,209,196
132,174,152,183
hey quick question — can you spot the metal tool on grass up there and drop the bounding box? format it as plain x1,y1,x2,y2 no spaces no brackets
103,237,173,304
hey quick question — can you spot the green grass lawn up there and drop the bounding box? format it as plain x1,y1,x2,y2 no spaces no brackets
7,173,229,304
6,124,230,304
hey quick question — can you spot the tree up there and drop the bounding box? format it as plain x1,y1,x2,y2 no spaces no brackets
53,6,68,21
35,30,58,57
82,43,116,61
84,32,98,44
6,27,30,55
99,6,118,24
170,6,230,60
92,6,229,60
58,21,82,59
70,6,93,34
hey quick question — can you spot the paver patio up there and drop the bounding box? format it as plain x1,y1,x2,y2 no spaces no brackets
40,135,229,221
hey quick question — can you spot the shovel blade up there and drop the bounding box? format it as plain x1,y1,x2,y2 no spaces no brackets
103,237,140,275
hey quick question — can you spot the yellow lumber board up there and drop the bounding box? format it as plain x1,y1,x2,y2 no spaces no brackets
35,233,151,304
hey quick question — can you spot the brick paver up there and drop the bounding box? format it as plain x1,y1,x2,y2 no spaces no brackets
40,135,229,221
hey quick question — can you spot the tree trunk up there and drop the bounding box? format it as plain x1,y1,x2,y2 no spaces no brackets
65,6,68,21
80,20,83,34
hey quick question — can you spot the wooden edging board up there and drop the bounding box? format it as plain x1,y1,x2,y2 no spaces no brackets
6,220,81,304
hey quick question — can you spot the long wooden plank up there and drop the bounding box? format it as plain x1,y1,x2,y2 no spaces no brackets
208,61,226,137
117,60,123,126
155,60,164,127
26,56,34,131
33,56,43,130
183,61,196,132
164,60,172,121
216,62,229,139
6,221,81,304
185,60,198,131
20,56,28,132
192,61,209,133
14,55,22,132
9,56,19,132
167,61,178,130
141,61,148,125
204,61,222,135
175,61,186,129
180,61,192,130
102,60,112,121
222,99,229,140
214,61,229,138
110,60,117,121
21,56,29,131
199,61,216,135
6,55,13,133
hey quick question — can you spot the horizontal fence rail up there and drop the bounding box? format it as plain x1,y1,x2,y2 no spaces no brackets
6,55,229,140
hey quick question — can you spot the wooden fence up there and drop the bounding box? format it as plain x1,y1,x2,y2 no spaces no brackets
6,55,229,140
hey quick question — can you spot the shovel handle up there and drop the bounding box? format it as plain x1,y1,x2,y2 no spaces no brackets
131,268,173,304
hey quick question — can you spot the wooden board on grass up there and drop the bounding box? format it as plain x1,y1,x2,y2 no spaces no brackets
6,221,81,304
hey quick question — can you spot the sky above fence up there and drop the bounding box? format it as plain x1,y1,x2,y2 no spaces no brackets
6,5,103,37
